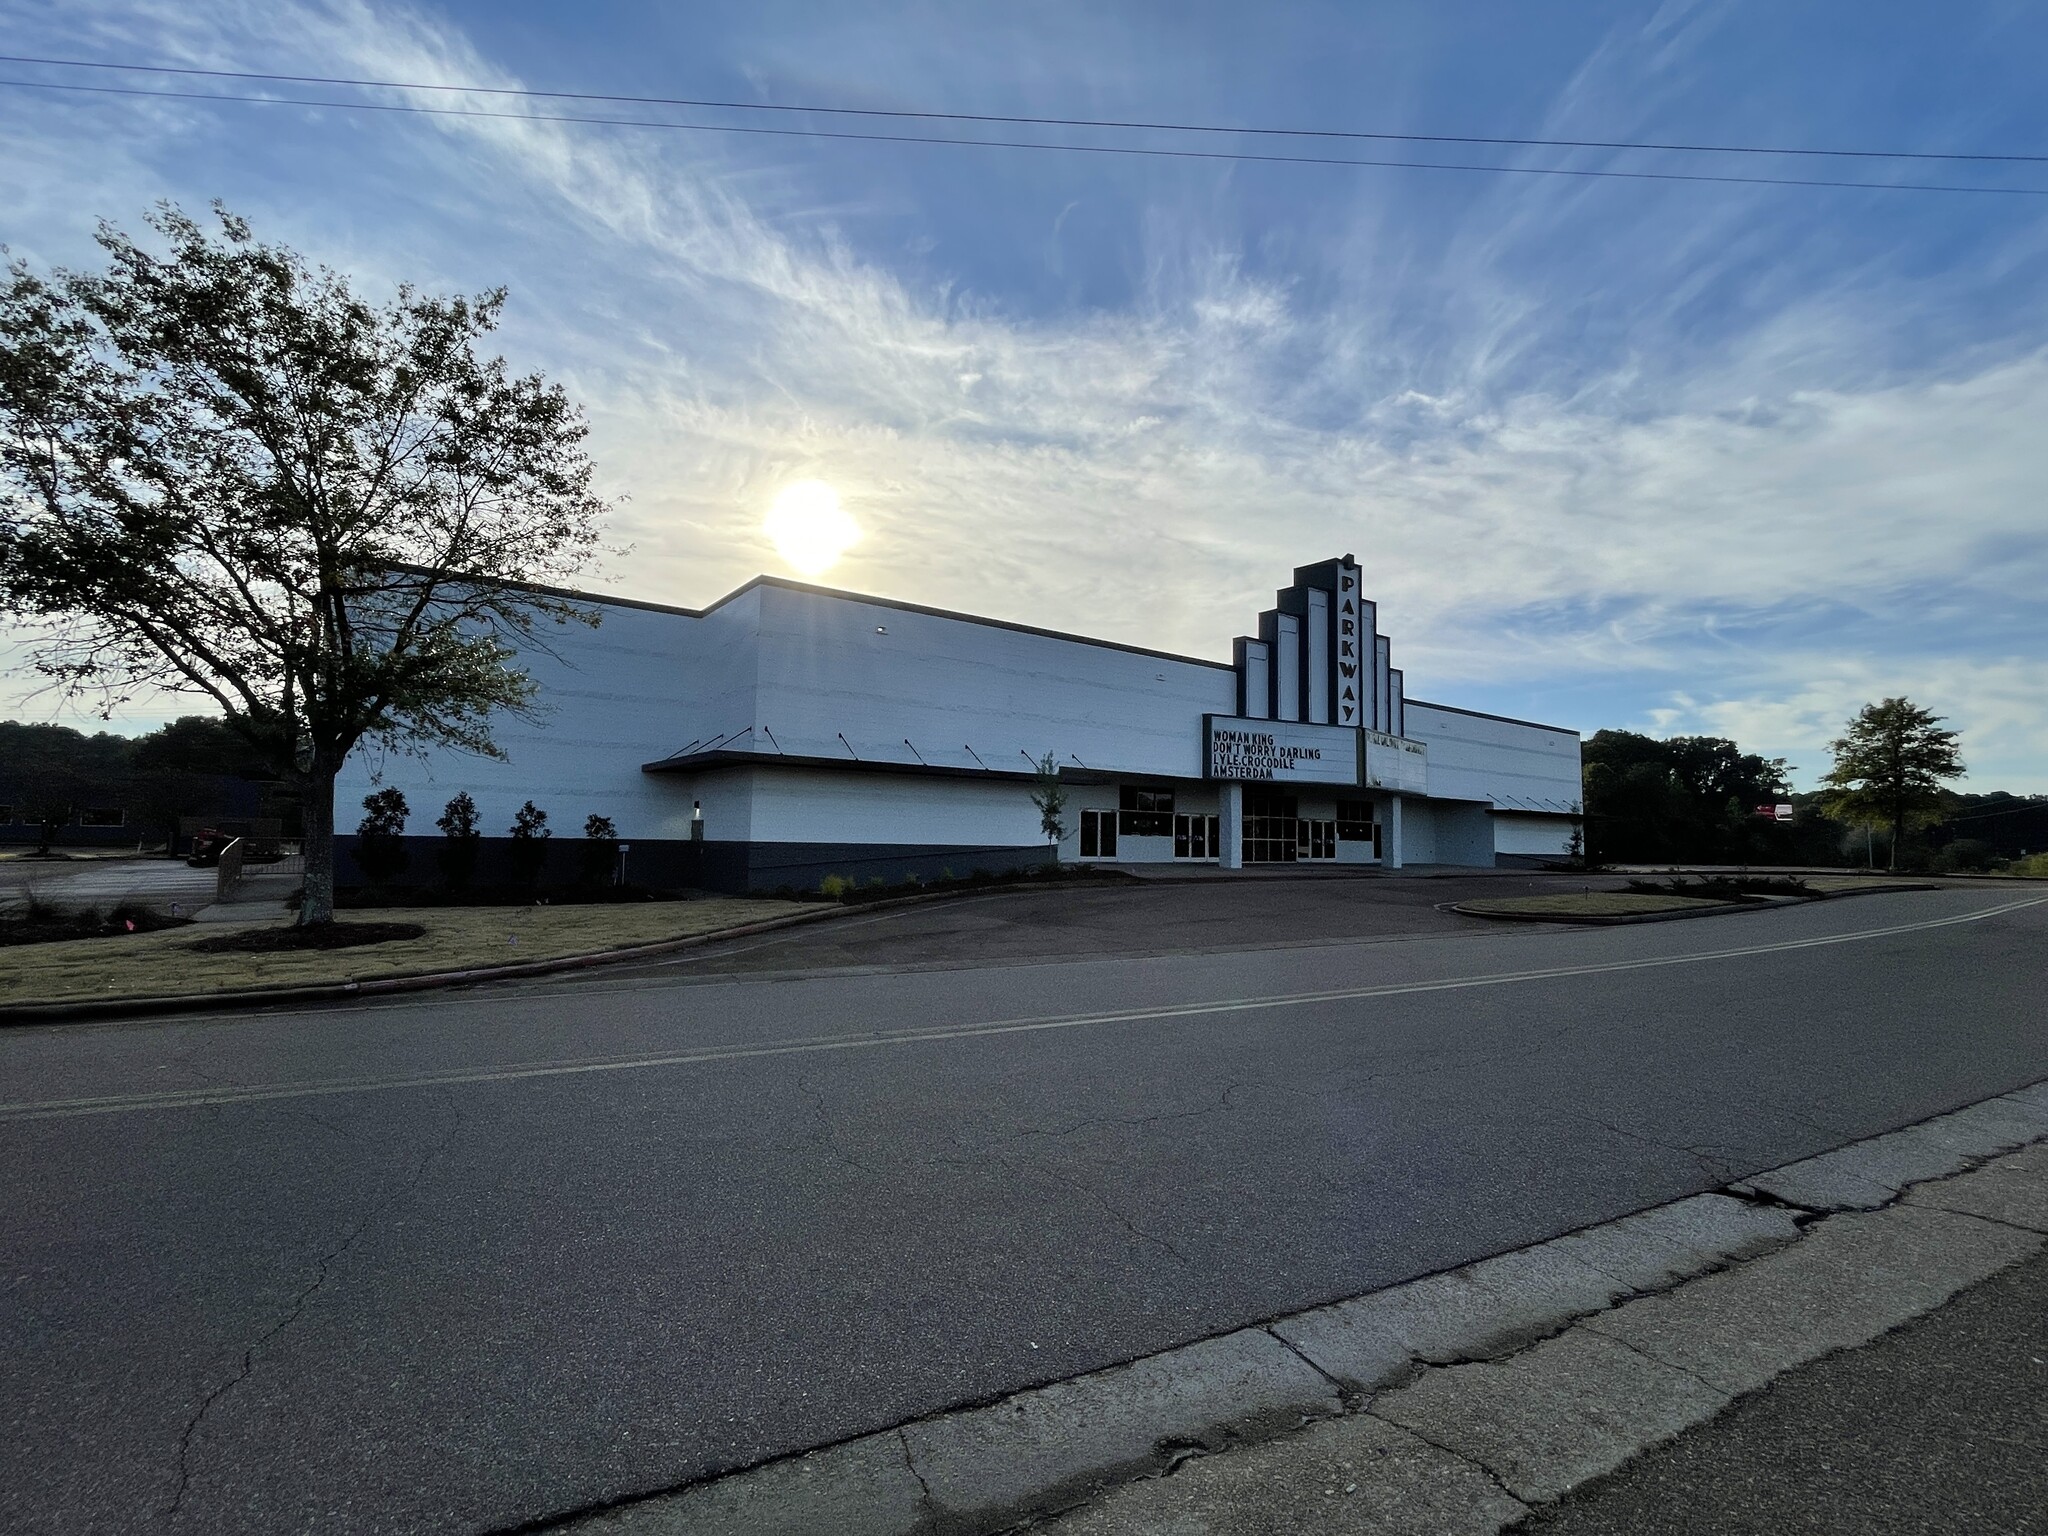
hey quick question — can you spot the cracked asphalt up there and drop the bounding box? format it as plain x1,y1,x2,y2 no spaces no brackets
2,882,2045,1534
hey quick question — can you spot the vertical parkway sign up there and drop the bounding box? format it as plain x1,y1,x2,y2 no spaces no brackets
1336,561,1364,727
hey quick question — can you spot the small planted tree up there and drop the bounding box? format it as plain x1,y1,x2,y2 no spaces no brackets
580,813,619,889
435,790,481,893
1028,751,1068,864
1819,698,1965,870
508,799,550,889
353,787,410,888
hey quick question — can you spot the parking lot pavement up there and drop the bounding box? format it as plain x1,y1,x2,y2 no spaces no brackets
630,869,1638,978
0,856,222,913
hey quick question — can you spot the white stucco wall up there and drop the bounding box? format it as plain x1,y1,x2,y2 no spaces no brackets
749,584,1237,780
1405,702,1581,813
1492,811,1576,858
744,766,1045,847
335,594,754,841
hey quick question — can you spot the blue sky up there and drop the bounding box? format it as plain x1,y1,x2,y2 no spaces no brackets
4,1,2046,788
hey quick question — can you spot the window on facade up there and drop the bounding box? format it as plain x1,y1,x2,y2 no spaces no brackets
1242,789,1298,863
1336,799,1377,842
1080,807,1118,859
1118,785,1174,838
79,807,125,828
0,805,13,825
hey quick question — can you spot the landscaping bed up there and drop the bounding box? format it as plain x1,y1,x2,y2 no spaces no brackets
1,904,194,947
0,899,802,1009
1455,891,1738,920
187,921,428,953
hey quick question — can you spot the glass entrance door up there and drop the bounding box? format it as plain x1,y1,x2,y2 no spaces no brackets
1242,791,1298,863
1173,813,1221,859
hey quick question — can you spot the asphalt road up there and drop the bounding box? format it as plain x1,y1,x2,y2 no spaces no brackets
3,883,2045,1534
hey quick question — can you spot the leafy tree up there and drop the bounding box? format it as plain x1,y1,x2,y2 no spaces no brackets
434,789,481,892
0,205,608,925
508,799,550,888
1581,733,1794,868
1820,698,1965,869
580,812,618,888
1580,730,1793,865
1028,751,1067,857
353,786,410,887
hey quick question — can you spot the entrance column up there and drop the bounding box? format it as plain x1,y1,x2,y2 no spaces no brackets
1385,794,1403,870
1219,781,1244,870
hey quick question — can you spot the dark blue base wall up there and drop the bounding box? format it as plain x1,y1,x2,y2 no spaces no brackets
336,835,1052,895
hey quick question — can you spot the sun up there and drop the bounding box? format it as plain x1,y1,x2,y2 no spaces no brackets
764,479,860,578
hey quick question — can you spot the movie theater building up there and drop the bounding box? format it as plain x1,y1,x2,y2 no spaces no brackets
335,555,1583,892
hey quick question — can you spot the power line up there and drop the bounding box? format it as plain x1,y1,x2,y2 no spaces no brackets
4,51,2045,166
5,77,2046,197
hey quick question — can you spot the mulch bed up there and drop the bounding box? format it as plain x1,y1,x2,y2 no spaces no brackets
186,921,427,953
0,911,194,947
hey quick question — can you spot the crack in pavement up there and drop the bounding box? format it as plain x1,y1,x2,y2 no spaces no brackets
161,1092,466,1527
1546,1106,1740,1186
972,1137,1197,1268
1582,1323,1736,1399
896,1428,935,1514
1363,1400,1532,1515
795,1075,877,1175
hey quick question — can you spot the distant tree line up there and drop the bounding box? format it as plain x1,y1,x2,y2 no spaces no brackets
1583,697,2031,873
0,715,280,853
1580,730,1807,865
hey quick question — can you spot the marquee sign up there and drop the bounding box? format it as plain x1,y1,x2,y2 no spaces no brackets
1205,715,1362,785
1364,729,1429,794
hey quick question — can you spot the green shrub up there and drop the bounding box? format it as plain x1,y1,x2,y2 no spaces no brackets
355,787,410,887
819,874,852,900
580,814,619,887
436,791,481,891
508,800,550,887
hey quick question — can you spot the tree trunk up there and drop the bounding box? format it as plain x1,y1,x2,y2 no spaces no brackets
299,764,337,926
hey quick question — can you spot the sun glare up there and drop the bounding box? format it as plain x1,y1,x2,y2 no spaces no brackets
764,479,860,578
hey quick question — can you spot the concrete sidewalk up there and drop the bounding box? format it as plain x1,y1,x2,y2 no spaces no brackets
1523,1248,2048,1535
552,1082,2048,1536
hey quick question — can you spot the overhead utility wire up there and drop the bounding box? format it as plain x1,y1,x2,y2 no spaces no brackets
5,78,2044,197
4,52,2044,166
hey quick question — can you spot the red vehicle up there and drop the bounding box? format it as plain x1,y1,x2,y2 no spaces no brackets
185,829,233,867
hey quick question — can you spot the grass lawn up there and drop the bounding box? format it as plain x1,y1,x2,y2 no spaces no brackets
1458,892,1736,918
1,899,804,1008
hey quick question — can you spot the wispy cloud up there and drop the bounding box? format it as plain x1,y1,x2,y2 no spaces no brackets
3,0,2044,788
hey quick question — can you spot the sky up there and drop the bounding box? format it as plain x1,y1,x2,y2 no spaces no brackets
2,0,2045,789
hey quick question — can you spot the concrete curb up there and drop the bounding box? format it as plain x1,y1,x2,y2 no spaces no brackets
1446,881,1939,927
534,1077,2048,1536
0,877,1127,1025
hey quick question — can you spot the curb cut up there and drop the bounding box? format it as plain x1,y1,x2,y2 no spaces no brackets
533,1077,2048,1536
0,877,1127,1026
